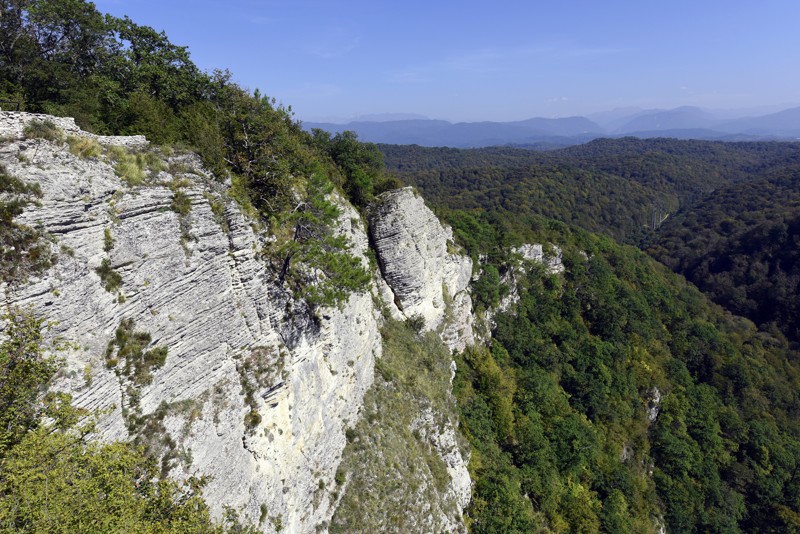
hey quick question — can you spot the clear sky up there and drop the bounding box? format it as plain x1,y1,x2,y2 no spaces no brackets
93,0,800,122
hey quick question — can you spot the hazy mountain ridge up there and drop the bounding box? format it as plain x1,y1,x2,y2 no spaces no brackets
304,105,800,147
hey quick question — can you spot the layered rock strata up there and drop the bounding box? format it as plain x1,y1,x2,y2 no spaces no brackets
369,187,473,344
0,113,477,533
0,114,379,532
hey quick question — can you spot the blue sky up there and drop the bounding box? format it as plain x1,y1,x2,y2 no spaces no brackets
93,0,800,122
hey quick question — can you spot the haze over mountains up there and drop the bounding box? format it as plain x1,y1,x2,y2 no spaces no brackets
304,105,800,148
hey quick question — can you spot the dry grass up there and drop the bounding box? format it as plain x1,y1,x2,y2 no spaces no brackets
66,136,102,158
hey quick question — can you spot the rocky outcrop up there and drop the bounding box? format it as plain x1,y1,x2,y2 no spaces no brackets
0,111,147,148
369,187,473,342
411,407,472,521
365,187,474,527
514,243,564,275
491,242,565,317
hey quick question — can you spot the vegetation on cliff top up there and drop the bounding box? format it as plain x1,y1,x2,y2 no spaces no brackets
1,0,380,309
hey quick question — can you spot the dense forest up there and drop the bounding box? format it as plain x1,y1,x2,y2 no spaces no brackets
381,139,800,244
650,170,800,344
452,217,800,532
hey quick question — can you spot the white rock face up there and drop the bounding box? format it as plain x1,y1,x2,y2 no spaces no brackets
369,187,473,337
514,243,564,275
493,243,565,316
0,111,148,148
1,114,479,534
411,407,472,529
367,187,474,528
0,115,380,533
647,387,662,423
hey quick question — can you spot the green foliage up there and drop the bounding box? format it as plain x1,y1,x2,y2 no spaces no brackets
268,170,371,309
3,1,374,309
94,257,122,293
313,129,384,208
385,138,800,532
207,81,313,215
104,318,168,386
0,308,58,455
108,146,164,186
381,139,800,246
0,165,51,283
331,320,463,532
650,171,800,343
103,227,114,252
454,222,800,533
236,346,284,433
471,264,502,310
0,308,234,532
0,428,218,533
171,189,192,216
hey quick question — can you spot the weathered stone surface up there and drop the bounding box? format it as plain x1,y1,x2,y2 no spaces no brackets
1,114,477,533
0,115,379,533
411,407,472,533
369,187,472,336
492,243,565,316
0,111,148,147
514,243,564,274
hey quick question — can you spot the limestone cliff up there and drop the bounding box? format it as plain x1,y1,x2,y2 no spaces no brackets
369,187,475,351
0,113,474,533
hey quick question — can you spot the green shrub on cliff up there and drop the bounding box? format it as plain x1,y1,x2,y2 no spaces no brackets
0,308,230,533
0,165,51,283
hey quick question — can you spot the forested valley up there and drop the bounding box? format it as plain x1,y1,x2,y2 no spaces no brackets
383,139,800,346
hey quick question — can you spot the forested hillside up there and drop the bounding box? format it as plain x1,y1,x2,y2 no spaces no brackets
382,139,800,244
650,170,800,343
456,220,800,533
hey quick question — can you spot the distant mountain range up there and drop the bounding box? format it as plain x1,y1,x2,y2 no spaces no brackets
303,106,800,148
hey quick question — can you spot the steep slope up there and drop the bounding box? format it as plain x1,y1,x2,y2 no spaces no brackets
329,187,475,533
649,170,800,343
0,112,472,533
0,112,381,531
369,187,473,341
